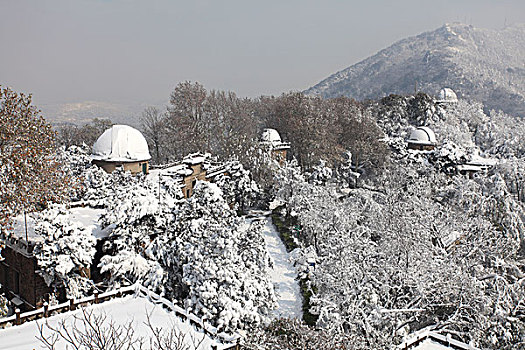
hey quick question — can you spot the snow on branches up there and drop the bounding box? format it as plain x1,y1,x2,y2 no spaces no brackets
274,160,525,349
98,176,276,333
98,174,171,288
0,293,7,318
33,206,97,299
147,181,276,332
243,318,354,350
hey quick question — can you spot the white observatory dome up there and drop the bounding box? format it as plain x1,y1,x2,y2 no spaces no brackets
437,88,458,102
408,126,437,145
92,125,151,162
261,128,282,143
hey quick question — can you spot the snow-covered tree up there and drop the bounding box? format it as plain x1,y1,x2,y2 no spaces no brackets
213,161,260,212
308,160,333,186
0,293,8,318
0,86,71,233
98,176,276,332
147,182,276,331
56,118,113,149
243,318,354,350
274,157,525,349
98,175,173,290
475,109,525,157
33,206,97,299
81,166,140,208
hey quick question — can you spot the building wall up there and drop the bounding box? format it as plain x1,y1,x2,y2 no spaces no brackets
272,149,288,164
92,160,149,175
0,245,51,310
182,164,207,198
407,143,435,151
123,161,149,174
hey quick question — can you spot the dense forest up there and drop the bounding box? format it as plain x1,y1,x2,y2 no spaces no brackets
2,82,525,349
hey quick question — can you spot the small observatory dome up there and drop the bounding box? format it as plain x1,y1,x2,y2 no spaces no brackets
261,128,282,144
92,125,151,162
408,126,437,144
407,126,437,150
437,88,458,103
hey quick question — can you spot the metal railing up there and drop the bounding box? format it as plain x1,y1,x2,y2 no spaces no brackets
0,284,136,328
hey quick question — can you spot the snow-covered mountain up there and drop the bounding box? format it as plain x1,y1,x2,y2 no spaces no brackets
305,23,525,117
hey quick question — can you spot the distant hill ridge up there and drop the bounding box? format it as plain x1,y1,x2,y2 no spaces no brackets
40,100,168,128
305,23,525,117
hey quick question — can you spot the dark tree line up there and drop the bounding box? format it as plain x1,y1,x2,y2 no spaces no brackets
162,81,259,163
140,82,388,181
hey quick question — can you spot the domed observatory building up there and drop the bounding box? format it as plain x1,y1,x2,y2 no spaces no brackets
407,126,437,151
260,128,290,163
436,87,458,104
91,125,151,175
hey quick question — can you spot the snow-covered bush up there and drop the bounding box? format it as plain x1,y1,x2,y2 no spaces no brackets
33,206,97,299
308,160,333,185
0,293,8,318
98,177,275,332
213,161,260,211
147,182,276,331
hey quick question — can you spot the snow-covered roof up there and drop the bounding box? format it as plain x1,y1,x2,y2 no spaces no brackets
456,154,497,173
408,127,437,145
6,214,41,243
5,207,109,245
92,125,151,162
441,231,462,247
68,207,110,239
437,88,458,103
183,153,207,166
397,329,479,350
0,295,228,350
260,128,290,151
456,164,484,172
467,154,497,167
408,339,464,350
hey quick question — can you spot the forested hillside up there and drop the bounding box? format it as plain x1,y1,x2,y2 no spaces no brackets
306,23,525,118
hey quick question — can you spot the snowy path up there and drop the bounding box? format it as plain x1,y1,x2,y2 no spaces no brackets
259,216,303,319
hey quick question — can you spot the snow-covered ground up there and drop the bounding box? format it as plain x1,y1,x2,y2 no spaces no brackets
259,216,302,319
0,295,230,350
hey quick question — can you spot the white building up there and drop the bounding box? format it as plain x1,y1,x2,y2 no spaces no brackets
407,126,437,151
436,88,458,104
91,125,151,175
260,128,290,163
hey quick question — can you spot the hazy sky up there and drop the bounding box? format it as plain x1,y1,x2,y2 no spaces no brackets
1,0,524,106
